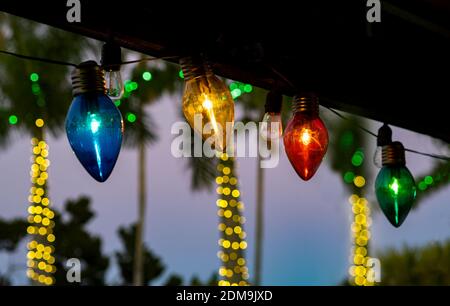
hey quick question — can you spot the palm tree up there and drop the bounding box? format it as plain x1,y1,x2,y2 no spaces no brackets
118,60,179,285
325,112,372,286
0,14,93,285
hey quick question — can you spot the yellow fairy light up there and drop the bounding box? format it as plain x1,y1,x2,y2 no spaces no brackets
35,119,44,127
216,186,223,194
348,194,359,204
27,135,55,285
218,223,226,231
354,176,366,188
216,153,248,286
224,210,232,218
345,156,372,286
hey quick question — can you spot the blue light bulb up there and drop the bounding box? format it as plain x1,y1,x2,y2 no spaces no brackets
66,61,124,182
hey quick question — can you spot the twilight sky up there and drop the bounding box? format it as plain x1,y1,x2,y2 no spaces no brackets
1,93,449,285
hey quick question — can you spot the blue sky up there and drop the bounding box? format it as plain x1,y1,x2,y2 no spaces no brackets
1,94,449,285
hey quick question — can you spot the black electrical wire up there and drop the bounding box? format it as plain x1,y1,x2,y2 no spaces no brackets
266,63,450,162
0,49,178,68
324,106,378,138
1,48,449,161
0,49,78,67
324,106,450,162
404,148,450,162
119,56,178,66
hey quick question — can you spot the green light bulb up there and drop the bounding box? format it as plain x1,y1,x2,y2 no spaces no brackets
375,142,416,227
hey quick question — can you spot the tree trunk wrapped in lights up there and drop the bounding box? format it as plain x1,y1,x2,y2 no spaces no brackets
216,153,249,286
26,125,56,285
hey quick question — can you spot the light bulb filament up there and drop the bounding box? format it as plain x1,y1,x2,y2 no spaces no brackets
389,178,399,196
203,95,219,135
89,115,101,134
301,129,312,145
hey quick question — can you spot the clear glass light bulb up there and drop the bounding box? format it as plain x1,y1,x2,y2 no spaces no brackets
373,146,383,168
260,112,283,143
181,58,234,151
105,69,124,100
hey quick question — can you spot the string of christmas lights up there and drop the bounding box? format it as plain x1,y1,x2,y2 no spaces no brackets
1,47,448,162
216,153,249,286
25,75,56,285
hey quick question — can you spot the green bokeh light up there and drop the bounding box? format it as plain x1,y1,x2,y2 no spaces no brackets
231,88,242,99
124,80,133,93
30,73,39,82
424,175,433,185
179,70,184,79
8,115,18,125
229,82,238,91
142,71,152,81
344,171,355,183
340,131,354,149
114,100,121,107
418,181,427,191
31,83,41,94
351,150,364,167
126,112,137,123
243,84,253,93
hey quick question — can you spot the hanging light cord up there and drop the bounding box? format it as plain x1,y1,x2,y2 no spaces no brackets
267,63,450,162
0,49,177,68
0,49,78,67
1,48,449,162
325,106,450,162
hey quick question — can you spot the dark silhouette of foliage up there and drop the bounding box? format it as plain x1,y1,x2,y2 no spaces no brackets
52,197,110,285
378,240,450,285
0,218,27,251
115,224,164,285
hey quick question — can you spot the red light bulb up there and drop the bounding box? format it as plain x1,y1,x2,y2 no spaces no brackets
283,94,328,181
